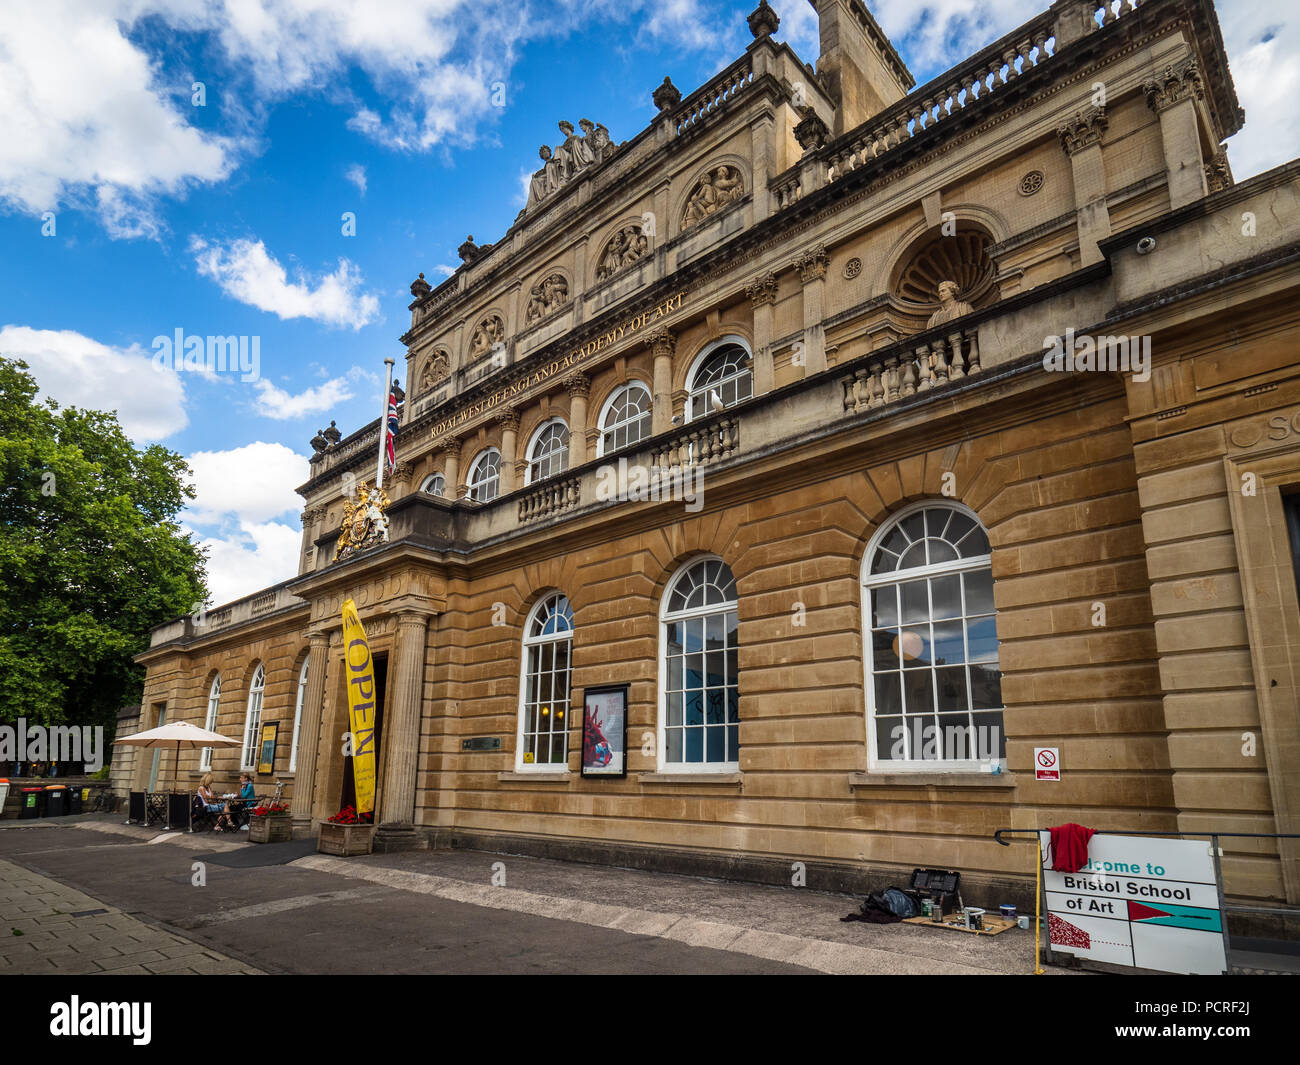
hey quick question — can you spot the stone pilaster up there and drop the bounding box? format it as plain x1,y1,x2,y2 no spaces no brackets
746,272,778,394
565,373,591,466
495,409,520,495
373,610,432,852
647,328,676,434
1144,59,1208,210
1057,106,1110,266
793,245,828,376
437,436,461,499
291,631,329,838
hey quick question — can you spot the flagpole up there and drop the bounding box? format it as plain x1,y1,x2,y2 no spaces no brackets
376,357,394,491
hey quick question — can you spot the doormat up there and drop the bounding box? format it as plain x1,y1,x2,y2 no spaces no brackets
193,839,319,868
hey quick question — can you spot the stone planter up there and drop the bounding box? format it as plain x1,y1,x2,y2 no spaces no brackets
317,821,375,856
248,814,292,843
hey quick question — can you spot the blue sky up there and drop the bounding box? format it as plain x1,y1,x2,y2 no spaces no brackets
0,0,1293,606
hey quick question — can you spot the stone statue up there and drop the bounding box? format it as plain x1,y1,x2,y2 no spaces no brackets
469,315,504,358
926,281,974,329
559,120,592,173
526,274,570,323
714,165,744,204
310,428,328,455
579,119,613,164
420,351,449,393
323,421,342,445
527,147,553,207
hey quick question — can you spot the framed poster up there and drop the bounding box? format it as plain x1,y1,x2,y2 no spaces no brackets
581,685,628,778
257,722,278,775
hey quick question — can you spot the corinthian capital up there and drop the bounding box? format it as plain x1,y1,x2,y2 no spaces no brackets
746,271,778,307
494,407,521,432
793,244,828,284
563,371,591,400
1057,106,1107,156
436,435,462,458
1143,58,1204,114
645,327,675,360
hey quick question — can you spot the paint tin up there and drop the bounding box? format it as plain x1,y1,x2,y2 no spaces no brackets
963,907,985,930
1017,915,1031,930
999,904,1017,919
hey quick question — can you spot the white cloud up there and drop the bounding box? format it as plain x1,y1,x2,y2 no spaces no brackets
193,519,303,606
184,440,310,605
0,324,187,441
1217,4,1300,179
344,163,368,195
185,441,309,526
0,1,233,235
252,374,358,420
191,236,381,329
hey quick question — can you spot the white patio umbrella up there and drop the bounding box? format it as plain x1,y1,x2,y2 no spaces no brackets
113,720,241,793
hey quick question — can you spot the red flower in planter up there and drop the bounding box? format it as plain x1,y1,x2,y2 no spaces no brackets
252,800,289,817
325,805,373,824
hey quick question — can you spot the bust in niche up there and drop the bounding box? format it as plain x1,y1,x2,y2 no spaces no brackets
926,281,974,329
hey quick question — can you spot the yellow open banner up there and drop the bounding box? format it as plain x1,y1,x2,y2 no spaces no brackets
341,598,378,815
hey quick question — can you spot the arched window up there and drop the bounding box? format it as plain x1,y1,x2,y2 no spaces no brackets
517,593,574,770
862,502,1004,770
290,658,308,772
597,382,653,455
200,675,221,771
420,473,445,496
467,449,501,502
688,340,752,421
526,419,570,483
241,663,265,771
659,558,740,771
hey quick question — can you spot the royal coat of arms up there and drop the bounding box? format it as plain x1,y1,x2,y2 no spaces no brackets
332,483,391,562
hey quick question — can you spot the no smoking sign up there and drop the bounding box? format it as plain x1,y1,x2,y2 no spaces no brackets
1035,747,1060,781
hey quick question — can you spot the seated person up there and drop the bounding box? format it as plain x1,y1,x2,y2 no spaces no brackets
216,772,256,832
196,773,224,826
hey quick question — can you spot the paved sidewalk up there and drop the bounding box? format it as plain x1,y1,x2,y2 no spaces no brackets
0,857,261,974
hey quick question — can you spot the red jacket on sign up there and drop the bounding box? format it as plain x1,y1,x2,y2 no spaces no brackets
1048,823,1096,873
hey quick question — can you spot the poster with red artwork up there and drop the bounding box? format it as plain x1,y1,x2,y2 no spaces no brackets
581,685,628,777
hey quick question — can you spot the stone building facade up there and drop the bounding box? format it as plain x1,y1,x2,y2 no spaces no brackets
129,0,1300,913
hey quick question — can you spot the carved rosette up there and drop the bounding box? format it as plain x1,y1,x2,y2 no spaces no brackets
746,272,778,307
1143,59,1204,113
1057,106,1108,156
794,245,829,284
645,327,676,361
563,371,591,400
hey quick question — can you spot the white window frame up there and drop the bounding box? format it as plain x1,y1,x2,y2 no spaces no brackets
525,418,570,484
658,556,741,773
420,473,445,496
200,675,220,771
241,663,265,772
860,500,1004,773
514,593,574,772
686,336,753,422
467,448,501,502
290,658,308,772
595,382,653,457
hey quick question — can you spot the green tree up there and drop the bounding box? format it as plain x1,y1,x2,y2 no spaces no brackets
0,357,207,730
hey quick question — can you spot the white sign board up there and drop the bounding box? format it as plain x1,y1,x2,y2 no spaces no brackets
1039,832,1226,974
1034,747,1059,780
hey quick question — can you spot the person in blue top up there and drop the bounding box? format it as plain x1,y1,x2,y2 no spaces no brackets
214,773,256,832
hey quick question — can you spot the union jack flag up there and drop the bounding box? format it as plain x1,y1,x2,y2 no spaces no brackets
384,385,399,473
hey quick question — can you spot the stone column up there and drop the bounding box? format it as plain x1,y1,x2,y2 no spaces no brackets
794,245,829,376
1057,106,1111,267
291,630,330,838
1144,59,1208,210
746,272,778,394
496,410,520,495
373,610,432,852
565,373,591,466
648,328,676,434
438,436,462,499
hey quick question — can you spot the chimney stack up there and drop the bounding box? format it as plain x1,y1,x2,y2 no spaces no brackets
811,0,913,136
